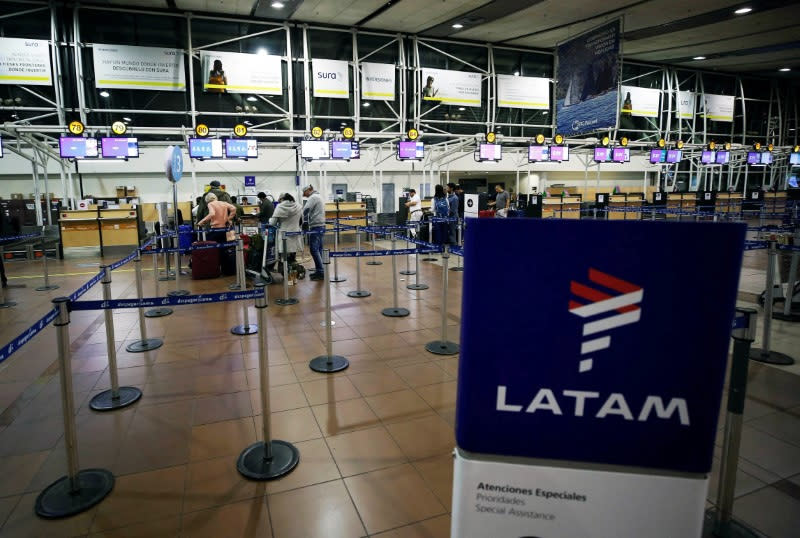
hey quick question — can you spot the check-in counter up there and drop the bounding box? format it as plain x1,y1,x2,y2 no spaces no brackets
607,195,628,221
541,196,582,219
325,201,369,231
715,193,743,214
60,210,101,248
99,208,139,247
58,205,142,254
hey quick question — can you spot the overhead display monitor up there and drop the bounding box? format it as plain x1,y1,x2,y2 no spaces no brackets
666,149,682,163
714,151,730,164
701,150,716,164
397,141,424,160
300,139,330,160
790,152,800,165
101,137,139,159
331,140,360,160
224,138,258,159
746,151,761,165
760,152,772,165
612,147,630,163
59,137,99,159
789,175,798,188
189,138,223,159
650,149,666,164
479,143,502,161
528,145,550,162
549,145,569,162
593,147,611,162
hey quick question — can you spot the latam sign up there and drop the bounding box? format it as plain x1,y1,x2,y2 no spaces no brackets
456,218,745,473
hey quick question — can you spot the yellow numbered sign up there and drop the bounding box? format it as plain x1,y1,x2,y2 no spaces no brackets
111,121,127,135
486,132,496,143
311,126,323,139
68,120,85,135
620,136,629,147
234,123,248,137
554,134,564,145
342,126,354,139
601,135,610,146
195,123,210,137
657,138,666,148
535,133,545,144
407,128,419,141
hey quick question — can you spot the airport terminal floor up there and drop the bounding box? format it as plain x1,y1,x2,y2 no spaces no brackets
0,240,798,537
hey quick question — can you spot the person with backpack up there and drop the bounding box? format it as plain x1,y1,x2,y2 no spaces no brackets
270,193,304,283
196,180,233,222
432,184,450,245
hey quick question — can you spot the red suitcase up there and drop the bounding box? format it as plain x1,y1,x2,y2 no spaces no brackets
479,209,496,218
191,241,220,279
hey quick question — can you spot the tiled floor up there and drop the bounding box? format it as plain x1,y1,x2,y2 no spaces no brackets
0,239,797,537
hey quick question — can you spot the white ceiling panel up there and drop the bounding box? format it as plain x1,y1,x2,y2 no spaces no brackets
175,0,254,15
104,0,170,8
363,0,489,34
291,0,388,26
679,48,799,70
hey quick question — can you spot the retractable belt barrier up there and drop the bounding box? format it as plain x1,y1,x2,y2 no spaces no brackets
0,307,59,364
139,240,238,255
0,232,43,243
69,289,265,312
330,247,441,258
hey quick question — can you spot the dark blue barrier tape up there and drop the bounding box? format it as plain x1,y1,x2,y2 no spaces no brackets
0,232,42,243
108,250,138,271
327,216,365,221
397,233,439,250
732,315,748,330
69,271,105,302
0,307,59,364
779,244,800,252
140,240,238,255
744,241,768,251
330,247,442,258
139,237,156,250
70,288,265,312
450,246,464,257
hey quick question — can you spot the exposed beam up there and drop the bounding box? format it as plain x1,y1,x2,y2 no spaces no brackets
354,0,405,27
419,0,544,37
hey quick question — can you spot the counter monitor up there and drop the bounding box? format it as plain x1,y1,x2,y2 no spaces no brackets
300,140,331,160
59,137,99,159
701,150,716,164
398,141,424,160
650,149,666,164
478,143,502,161
224,138,258,159
612,147,630,163
666,149,682,163
549,145,569,162
746,151,761,165
101,137,139,159
528,145,549,162
790,152,800,165
189,138,223,159
593,147,611,162
331,140,360,160
760,152,772,165
715,151,730,165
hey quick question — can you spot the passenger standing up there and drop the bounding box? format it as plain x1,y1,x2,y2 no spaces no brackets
196,192,236,243
432,184,449,245
270,193,303,269
257,191,274,224
196,180,233,222
446,183,460,244
490,185,509,218
302,184,326,281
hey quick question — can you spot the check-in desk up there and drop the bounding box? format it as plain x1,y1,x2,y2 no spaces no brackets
542,196,582,219
715,193,743,214
325,201,369,232
666,193,697,220
99,208,139,247
60,210,101,249
59,205,142,255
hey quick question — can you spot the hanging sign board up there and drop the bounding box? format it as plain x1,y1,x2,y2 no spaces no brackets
620,85,661,117
93,44,185,91
497,75,549,110
361,62,395,101
421,67,482,107
312,59,350,99
201,50,282,95
678,91,695,120
464,194,479,218
703,93,735,122
164,145,183,183
0,37,52,86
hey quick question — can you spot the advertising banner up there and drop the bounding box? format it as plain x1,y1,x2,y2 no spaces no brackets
361,62,395,101
0,37,52,86
312,59,350,99
93,44,184,91
421,67,482,107
497,74,549,110
201,50,282,95
556,21,620,135
620,85,661,117
703,93,735,122
464,194,480,218
678,90,695,120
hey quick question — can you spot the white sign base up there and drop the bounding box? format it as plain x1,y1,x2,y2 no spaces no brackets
464,194,479,218
452,449,708,538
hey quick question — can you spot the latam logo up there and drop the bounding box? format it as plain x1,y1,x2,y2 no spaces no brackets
568,268,643,373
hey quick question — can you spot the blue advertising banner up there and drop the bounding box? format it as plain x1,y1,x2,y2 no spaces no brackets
455,218,745,474
556,21,620,136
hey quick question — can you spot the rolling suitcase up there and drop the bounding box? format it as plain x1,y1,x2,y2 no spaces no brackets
479,209,496,218
191,241,220,279
220,244,237,276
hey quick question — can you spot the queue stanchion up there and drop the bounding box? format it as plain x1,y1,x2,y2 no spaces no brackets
381,237,410,318
168,235,189,297
0,274,16,308
450,218,464,272
90,266,143,411
422,220,437,261
275,231,299,306
35,232,59,291
750,240,796,365
159,233,175,281
400,226,415,276
407,232,429,291
146,245,173,318
229,232,244,291
231,240,258,336
309,249,349,373
703,308,760,538
126,251,164,353
35,297,115,517
425,245,459,355
330,225,346,283
347,227,371,298
366,217,382,266
774,228,800,322
237,283,300,479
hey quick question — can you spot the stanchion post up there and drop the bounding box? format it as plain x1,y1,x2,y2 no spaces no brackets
425,246,459,355
330,225,346,283
400,226,415,275
35,298,114,518
168,235,189,296
229,235,244,291
382,238,410,318
126,251,164,353
775,227,800,321
750,240,795,365
231,245,258,336
451,219,464,272
275,231,299,306
0,273,16,308
348,227,371,298
422,220,437,261
35,232,59,291
407,232,429,291
366,216,382,265
146,245,173,318
310,250,350,372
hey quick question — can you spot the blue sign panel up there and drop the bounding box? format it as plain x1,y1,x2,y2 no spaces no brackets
244,176,256,187
455,219,745,474
556,21,620,136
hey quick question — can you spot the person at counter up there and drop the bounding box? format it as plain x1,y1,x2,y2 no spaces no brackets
196,180,233,222
447,183,459,243
302,184,326,281
257,192,274,224
405,188,423,231
230,196,245,222
196,192,236,243
489,184,509,218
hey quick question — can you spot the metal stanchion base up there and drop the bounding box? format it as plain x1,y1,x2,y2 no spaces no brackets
167,290,190,297
449,266,464,272
126,338,163,353
320,320,336,327
425,340,460,356
366,260,383,265
329,276,347,283
275,298,299,306
158,275,176,282
228,283,243,290
347,290,371,298
382,307,410,317
749,348,795,365
0,301,17,309
702,509,761,538
237,440,300,480
35,284,60,291
407,283,429,290
422,257,438,262
309,355,349,373
145,307,173,318
35,469,114,519
773,310,800,322
231,324,259,336
90,386,143,411
399,270,416,275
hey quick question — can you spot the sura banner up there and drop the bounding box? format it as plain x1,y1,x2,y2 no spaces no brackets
201,51,282,95
312,59,349,99
0,37,52,86
556,21,620,136
421,67,482,107
678,90,695,120
93,44,185,91
361,62,395,101
497,75,549,110
703,93,735,122
620,85,661,117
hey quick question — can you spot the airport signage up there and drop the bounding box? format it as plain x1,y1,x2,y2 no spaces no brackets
361,62,395,101
312,59,349,99
678,91,695,119
0,37,52,86
201,50,282,95
421,67,482,107
620,85,661,117
703,93,735,122
497,74,549,110
93,44,185,91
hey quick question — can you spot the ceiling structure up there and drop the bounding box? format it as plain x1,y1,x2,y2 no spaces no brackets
94,0,800,76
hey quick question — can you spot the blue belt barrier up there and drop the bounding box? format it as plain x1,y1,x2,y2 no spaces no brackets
732,315,748,330
0,307,59,364
0,232,42,243
69,271,105,302
70,288,265,311
744,241,768,251
779,244,800,252
108,250,138,271
330,247,442,258
140,240,238,255
450,246,464,257
397,233,439,250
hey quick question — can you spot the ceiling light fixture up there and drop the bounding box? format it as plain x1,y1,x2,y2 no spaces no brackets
362,102,370,107
458,107,465,111
452,23,464,29
256,48,268,56
513,71,520,76
99,90,110,98
122,117,132,122
779,67,791,72
734,7,752,14
693,56,706,60
271,2,284,8
247,96,258,101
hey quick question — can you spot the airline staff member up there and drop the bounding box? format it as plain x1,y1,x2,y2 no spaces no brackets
405,188,422,235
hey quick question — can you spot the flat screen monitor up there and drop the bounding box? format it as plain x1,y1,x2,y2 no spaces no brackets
331,141,360,160
101,137,139,159
300,140,330,160
789,176,798,188
594,147,610,162
398,141,424,160
666,149,682,163
479,143,502,161
224,138,258,159
701,150,716,164
650,149,666,164
790,152,800,165
189,138,223,159
549,146,569,162
715,151,730,164
612,147,630,163
528,145,549,162
746,152,761,165
760,152,772,165
59,137,99,159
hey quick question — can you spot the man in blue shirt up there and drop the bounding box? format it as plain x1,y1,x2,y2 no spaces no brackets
447,183,460,244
